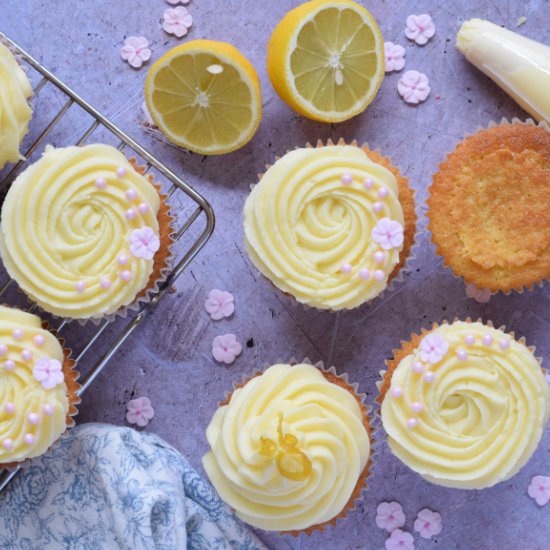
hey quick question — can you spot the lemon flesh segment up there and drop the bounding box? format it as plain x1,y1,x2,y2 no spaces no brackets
145,42,262,155
269,0,384,123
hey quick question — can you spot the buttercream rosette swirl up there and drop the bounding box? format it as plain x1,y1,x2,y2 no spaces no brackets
0,41,32,170
379,321,550,489
0,144,167,319
202,363,371,532
0,306,77,465
243,145,412,310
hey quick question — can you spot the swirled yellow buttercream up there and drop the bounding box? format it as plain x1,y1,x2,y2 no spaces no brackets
0,306,69,464
381,322,550,489
243,146,405,310
202,363,370,531
0,42,32,170
0,144,161,319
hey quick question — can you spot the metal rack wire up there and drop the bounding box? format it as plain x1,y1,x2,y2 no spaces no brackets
0,33,215,491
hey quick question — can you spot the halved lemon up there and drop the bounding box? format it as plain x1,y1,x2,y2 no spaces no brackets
145,40,262,155
267,0,385,123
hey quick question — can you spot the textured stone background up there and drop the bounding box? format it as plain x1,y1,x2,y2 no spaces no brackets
1,1,550,548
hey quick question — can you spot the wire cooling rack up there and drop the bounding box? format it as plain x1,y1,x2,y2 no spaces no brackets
0,33,215,491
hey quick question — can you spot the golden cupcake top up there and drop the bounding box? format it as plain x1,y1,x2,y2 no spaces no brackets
428,123,550,292
0,144,163,319
380,321,550,489
202,363,370,532
0,42,32,170
243,145,411,310
0,306,69,464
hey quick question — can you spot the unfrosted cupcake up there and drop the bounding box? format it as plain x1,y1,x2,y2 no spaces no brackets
0,306,79,466
0,41,32,170
428,121,550,292
0,144,173,320
202,362,371,533
243,142,416,310
378,320,550,489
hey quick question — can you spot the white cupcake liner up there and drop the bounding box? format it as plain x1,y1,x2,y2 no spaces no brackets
429,118,550,297
247,138,420,313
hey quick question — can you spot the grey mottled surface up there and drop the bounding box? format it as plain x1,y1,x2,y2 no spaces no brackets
1,1,550,549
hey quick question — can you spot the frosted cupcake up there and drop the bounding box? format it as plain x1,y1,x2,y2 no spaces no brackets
202,362,371,533
428,122,550,292
378,321,550,489
243,143,416,310
0,41,32,170
0,306,79,466
0,144,172,320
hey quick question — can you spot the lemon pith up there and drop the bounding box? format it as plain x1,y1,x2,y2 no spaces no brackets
267,0,385,123
145,40,262,155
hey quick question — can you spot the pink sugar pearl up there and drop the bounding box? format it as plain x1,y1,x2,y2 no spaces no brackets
12,329,23,340
100,276,112,289
116,167,127,178
359,268,370,280
341,173,353,185
33,335,45,347
412,361,424,374
423,371,435,383
407,418,418,429
117,254,129,266
373,202,384,213
125,188,138,201
456,349,468,361
4,360,15,371
411,402,424,413
120,270,132,282
24,433,35,445
391,386,403,398
483,334,494,346
5,402,15,414
43,403,54,416
499,339,510,350
125,209,136,221
75,281,86,293
28,412,40,425
2,439,14,450
374,270,385,282
95,177,107,189
21,349,33,361
464,334,475,346
138,203,149,214
0,344,7,356
378,187,389,198
363,177,374,189
374,251,386,264
340,263,352,274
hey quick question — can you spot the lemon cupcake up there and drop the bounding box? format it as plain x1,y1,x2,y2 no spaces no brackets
0,41,32,170
428,121,550,292
243,142,416,310
378,320,550,489
0,306,79,467
0,143,173,320
202,362,371,533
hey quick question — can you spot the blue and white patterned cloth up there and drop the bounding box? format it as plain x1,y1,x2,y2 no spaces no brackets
0,423,268,550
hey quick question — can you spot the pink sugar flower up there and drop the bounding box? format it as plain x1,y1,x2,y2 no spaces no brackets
420,333,448,364
405,14,436,45
33,357,64,390
163,7,193,38
398,70,431,104
372,218,404,250
129,227,160,261
385,529,415,550
384,42,406,72
120,36,151,69
414,508,442,539
205,289,235,320
376,501,406,533
126,397,155,428
465,283,492,303
212,334,242,364
528,475,550,506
